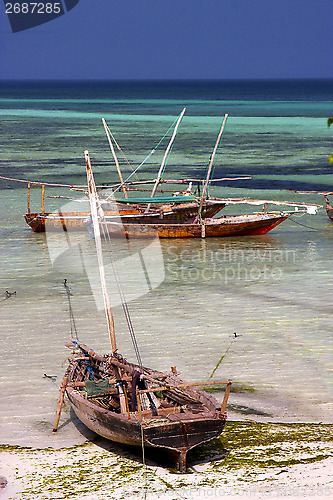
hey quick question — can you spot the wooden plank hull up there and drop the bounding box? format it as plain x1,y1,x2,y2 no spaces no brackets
104,213,291,239
24,201,226,232
67,388,225,450
64,344,229,471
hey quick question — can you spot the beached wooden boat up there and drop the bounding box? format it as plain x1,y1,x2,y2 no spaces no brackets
324,195,333,221
63,341,231,471
53,151,232,472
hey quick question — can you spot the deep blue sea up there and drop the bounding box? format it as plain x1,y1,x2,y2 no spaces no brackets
0,80,332,448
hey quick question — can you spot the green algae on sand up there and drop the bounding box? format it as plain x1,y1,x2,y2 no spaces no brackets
1,422,332,499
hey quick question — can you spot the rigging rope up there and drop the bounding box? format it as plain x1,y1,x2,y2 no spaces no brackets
105,123,141,182
63,279,79,341
288,216,319,231
203,119,227,198
109,111,185,199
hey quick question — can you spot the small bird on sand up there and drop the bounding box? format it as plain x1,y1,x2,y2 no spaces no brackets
5,290,16,298
233,332,242,338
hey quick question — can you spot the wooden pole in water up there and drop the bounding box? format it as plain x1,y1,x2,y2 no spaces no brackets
102,118,128,199
85,151,117,354
53,375,68,432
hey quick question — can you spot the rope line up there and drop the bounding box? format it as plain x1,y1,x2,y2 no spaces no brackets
110,111,186,199
105,123,141,182
63,279,79,341
288,216,319,231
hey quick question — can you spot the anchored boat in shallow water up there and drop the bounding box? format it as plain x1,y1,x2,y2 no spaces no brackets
103,211,292,238
22,112,319,236
53,150,232,472
23,197,227,232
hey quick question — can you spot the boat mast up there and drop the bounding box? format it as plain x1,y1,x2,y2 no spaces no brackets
149,107,186,201
199,114,228,214
85,150,117,353
102,118,128,199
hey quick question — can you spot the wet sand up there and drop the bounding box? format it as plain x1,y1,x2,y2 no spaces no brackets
1,394,333,500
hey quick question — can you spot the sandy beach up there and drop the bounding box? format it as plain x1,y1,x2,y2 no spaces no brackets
1,393,332,500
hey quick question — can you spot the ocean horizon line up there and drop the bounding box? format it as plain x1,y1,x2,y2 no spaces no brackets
1,77,333,84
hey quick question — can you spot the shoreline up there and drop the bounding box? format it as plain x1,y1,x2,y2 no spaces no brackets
1,419,332,499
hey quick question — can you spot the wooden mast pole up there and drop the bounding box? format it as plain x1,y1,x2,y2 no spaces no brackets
41,185,45,214
85,150,117,353
102,118,128,199
27,183,31,213
146,108,186,211
199,114,228,215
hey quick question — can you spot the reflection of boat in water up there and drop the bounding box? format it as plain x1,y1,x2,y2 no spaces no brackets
53,150,232,472
324,195,333,221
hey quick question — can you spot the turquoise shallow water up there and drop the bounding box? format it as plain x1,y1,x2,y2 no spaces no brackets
0,80,333,447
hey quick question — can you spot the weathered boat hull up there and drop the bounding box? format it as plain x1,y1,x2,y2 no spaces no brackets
64,344,229,471
67,386,225,452
24,201,226,232
104,212,291,238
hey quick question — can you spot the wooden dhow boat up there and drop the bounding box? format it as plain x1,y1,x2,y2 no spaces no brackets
23,113,319,236
53,150,232,472
61,341,231,472
100,113,318,239
24,196,227,233
25,110,229,232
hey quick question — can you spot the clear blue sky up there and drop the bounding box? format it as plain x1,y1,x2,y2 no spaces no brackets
0,0,332,80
